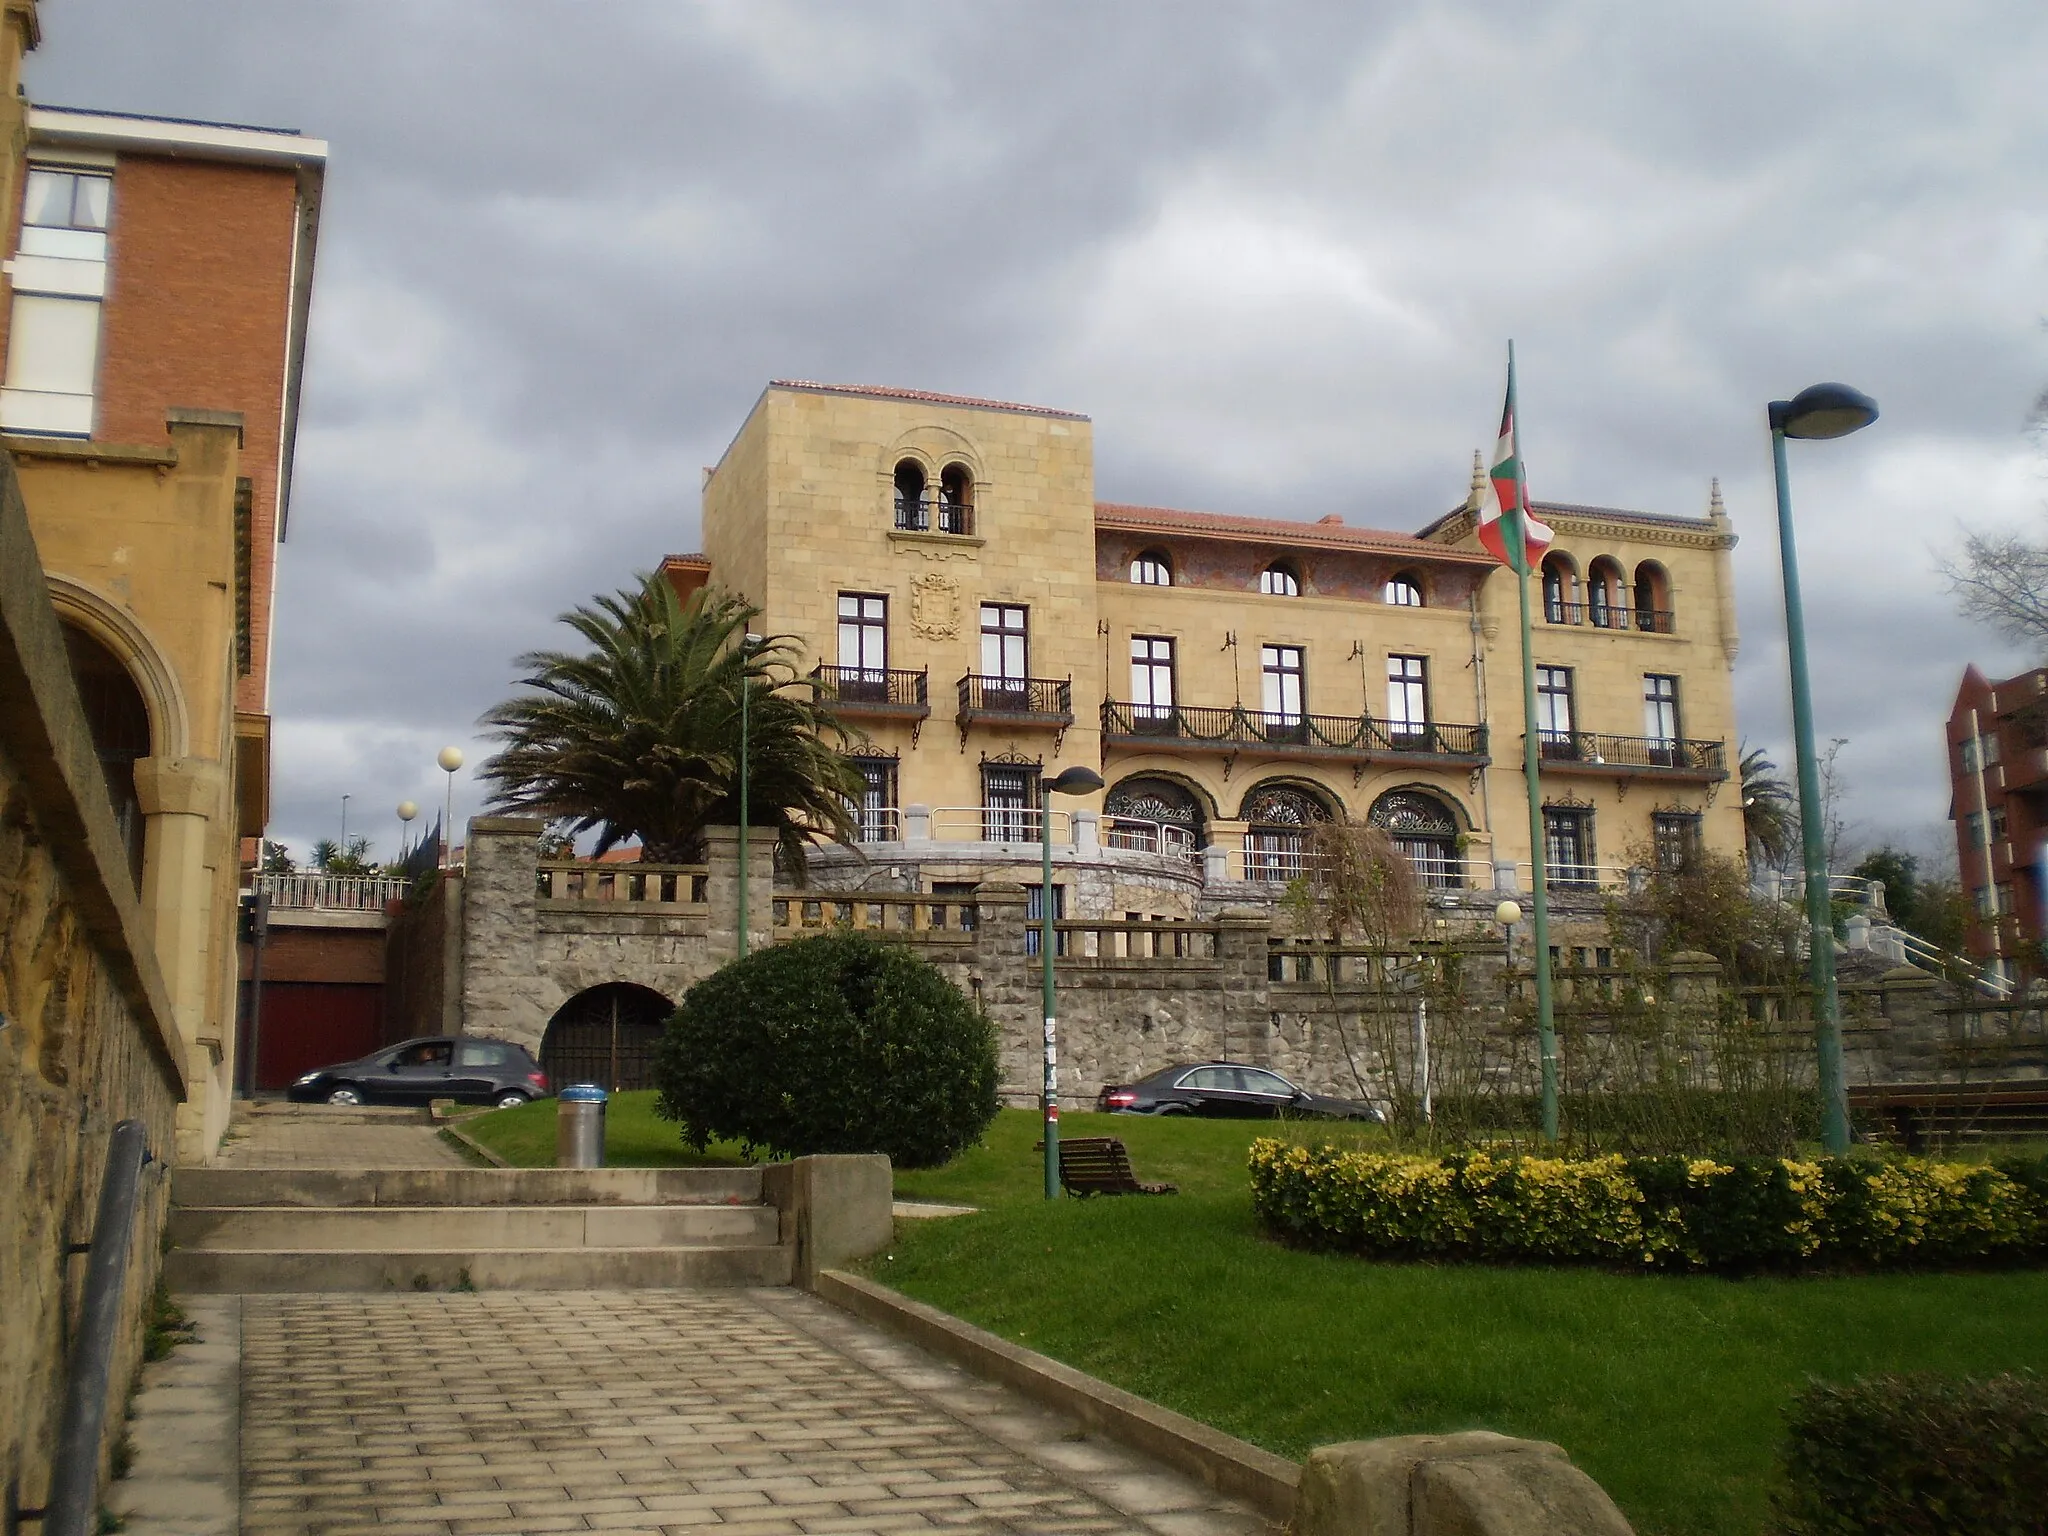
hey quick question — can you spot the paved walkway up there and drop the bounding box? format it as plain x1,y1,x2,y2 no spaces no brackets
215,1104,470,1170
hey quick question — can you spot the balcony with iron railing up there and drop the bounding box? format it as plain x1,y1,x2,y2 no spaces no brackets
893,494,974,535
956,674,1074,729
1102,700,1487,765
1532,730,1727,780
254,872,411,911
809,664,930,723
1542,601,1675,634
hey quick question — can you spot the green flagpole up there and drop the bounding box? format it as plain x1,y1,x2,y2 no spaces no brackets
1503,341,1560,1143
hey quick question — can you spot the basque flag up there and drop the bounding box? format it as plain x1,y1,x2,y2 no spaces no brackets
1474,355,1554,571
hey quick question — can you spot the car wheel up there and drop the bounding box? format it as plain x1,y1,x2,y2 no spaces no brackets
326,1085,362,1106
493,1091,530,1110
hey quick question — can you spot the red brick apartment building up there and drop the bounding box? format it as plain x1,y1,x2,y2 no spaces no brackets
0,0,326,1150
1948,665,2048,980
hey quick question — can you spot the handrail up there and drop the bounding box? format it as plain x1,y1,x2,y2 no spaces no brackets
37,1119,150,1536
253,872,411,910
1102,699,1487,759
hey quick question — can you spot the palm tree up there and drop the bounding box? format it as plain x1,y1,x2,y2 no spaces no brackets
479,575,861,869
1739,744,1794,870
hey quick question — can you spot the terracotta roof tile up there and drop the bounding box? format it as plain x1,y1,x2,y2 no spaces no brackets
770,380,1089,421
1094,502,1497,566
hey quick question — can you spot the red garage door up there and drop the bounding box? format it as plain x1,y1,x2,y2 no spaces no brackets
246,983,384,1090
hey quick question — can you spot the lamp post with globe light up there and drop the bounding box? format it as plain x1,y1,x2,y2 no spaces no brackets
397,800,417,862
1767,382,1879,1154
1037,764,1104,1199
437,746,464,868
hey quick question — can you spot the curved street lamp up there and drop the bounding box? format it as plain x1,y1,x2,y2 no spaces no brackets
1039,764,1104,1199
1767,381,1878,1154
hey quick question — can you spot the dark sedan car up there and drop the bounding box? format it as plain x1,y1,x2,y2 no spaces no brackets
1098,1062,1380,1120
287,1036,549,1108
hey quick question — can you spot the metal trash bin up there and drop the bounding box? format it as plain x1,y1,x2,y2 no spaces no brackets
556,1083,608,1168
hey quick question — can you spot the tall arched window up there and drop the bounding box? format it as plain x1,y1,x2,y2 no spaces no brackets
1260,562,1300,596
1105,776,1206,858
1540,552,1579,624
1633,561,1671,633
1586,557,1629,629
1383,573,1424,606
938,463,975,535
1239,783,1331,883
893,460,928,531
1369,788,1462,889
1130,549,1173,586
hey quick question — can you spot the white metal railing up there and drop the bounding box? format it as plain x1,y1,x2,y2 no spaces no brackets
928,806,1074,845
255,872,411,911
851,808,902,844
1101,816,1199,860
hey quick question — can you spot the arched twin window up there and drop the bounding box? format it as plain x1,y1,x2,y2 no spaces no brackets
1260,562,1300,596
893,458,974,534
1130,549,1174,586
1383,573,1424,607
1541,553,1579,624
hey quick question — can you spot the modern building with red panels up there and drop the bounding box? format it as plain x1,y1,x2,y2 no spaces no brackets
1947,664,2048,979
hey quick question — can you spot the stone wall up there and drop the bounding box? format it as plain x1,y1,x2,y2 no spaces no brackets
1,454,185,1519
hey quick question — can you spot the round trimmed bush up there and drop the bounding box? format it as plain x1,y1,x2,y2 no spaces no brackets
653,932,1000,1167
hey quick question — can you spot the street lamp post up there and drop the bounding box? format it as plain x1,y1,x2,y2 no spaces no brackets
397,800,418,858
1039,765,1104,1200
1766,381,1878,1154
340,793,351,848
736,634,766,962
437,746,464,868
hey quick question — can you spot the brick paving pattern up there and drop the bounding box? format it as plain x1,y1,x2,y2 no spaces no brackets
216,1106,470,1170
239,1290,1265,1536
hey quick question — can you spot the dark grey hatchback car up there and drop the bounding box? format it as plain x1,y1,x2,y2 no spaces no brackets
287,1036,549,1108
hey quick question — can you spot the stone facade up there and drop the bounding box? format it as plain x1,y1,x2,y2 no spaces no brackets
2,439,184,1520
682,381,1747,916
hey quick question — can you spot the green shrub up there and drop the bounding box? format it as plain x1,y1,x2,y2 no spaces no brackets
1248,1140,2048,1273
653,931,999,1167
1775,1373,2048,1534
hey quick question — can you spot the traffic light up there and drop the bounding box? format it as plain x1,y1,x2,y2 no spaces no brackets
238,890,269,944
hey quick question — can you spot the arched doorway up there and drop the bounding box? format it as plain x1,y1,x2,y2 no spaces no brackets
62,621,150,889
1104,775,1207,857
1369,788,1464,889
540,983,675,1092
1238,781,1334,883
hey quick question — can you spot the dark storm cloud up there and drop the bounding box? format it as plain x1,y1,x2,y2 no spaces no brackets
26,1,2048,861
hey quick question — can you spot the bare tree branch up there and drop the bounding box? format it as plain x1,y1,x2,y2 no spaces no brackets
1938,525,2048,655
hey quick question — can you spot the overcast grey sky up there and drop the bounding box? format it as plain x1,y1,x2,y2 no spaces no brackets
31,1,2048,867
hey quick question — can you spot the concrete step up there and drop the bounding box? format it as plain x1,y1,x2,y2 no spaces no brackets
169,1202,780,1251
163,1242,794,1293
173,1165,763,1209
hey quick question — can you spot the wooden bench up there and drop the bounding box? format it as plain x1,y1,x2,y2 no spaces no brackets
1849,1082,2048,1151
1057,1136,1178,1197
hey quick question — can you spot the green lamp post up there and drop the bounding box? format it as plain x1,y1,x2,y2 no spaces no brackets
1766,381,1879,1154
1038,764,1104,1199
735,633,766,962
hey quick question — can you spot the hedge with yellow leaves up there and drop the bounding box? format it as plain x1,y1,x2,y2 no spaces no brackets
1247,1139,2048,1271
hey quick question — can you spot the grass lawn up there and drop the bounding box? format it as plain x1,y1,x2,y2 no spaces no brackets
464,1097,2048,1535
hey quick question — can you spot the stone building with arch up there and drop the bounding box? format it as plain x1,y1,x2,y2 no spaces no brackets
676,380,1745,931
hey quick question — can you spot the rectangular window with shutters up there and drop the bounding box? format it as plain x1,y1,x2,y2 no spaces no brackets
1130,636,1175,725
980,604,1029,695
1536,666,1575,756
1024,882,1067,957
848,756,897,842
1644,674,1681,762
1651,811,1702,871
1544,807,1595,888
837,593,887,701
981,762,1037,842
1261,644,1304,740
1386,655,1429,739
2,167,112,436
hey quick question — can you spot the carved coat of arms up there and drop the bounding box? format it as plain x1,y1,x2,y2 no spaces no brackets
909,572,960,639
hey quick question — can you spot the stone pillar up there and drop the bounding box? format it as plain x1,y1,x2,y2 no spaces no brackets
968,882,1036,1103
458,816,547,1049
1073,808,1100,855
701,824,776,959
1210,820,1249,881
133,754,226,1157
903,803,931,842
1492,860,1520,893
1217,906,1276,1066
1202,843,1229,885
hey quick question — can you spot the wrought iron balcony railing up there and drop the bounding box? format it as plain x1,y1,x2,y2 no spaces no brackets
1101,700,1487,762
892,495,974,535
809,664,929,715
1542,601,1675,634
1533,730,1726,776
957,674,1073,723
